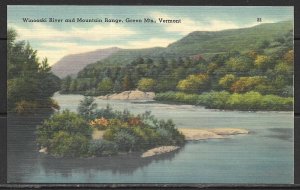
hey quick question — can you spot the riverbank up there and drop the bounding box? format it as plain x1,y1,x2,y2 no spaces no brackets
154,91,293,111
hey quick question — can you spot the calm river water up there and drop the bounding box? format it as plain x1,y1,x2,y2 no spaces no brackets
7,94,294,183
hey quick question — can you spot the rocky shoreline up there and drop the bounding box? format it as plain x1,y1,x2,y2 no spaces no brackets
139,128,249,157
98,90,155,100
178,128,249,141
141,146,180,158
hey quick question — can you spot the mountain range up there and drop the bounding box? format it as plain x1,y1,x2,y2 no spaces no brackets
51,21,292,78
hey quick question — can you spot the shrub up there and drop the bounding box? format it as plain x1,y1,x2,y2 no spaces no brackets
155,91,293,111
77,96,97,120
219,74,237,90
88,140,118,156
112,129,137,152
230,76,267,93
37,110,92,157
89,117,109,130
197,91,231,109
137,78,156,92
50,131,90,157
177,74,209,93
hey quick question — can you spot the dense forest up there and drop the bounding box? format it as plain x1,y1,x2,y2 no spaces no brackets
60,28,293,110
7,29,61,113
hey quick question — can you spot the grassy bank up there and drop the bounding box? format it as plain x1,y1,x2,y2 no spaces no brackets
155,91,293,111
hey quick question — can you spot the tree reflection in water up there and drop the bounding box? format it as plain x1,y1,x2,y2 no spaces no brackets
39,147,183,177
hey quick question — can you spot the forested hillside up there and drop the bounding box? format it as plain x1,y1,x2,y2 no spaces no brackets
60,21,293,111
78,21,293,67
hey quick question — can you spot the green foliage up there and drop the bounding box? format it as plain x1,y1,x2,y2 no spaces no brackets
197,91,231,109
155,91,293,111
254,55,272,70
88,140,118,156
60,76,72,94
38,97,185,157
122,75,134,91
77,96,98,120
218,74,237,90
63,33,292,99
230,76,267,93
77,21,291,69
225,56,253,73
97,78,114,95
112,129,137,152
37,110,92,157
57,22,293,110
50,131,90,157
177,74,209,93
7,28,61,112
137,78,156,92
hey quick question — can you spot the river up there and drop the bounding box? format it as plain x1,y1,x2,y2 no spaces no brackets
7,94,294,183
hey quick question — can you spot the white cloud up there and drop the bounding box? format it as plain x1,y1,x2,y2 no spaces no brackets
151,12,274,34
9,23,136,41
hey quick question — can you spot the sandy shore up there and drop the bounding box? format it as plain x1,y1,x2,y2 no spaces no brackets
141,146,180,158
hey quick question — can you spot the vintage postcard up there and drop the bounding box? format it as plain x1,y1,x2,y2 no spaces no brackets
7,6,294,183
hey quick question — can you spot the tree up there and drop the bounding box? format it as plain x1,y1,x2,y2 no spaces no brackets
113,80,123,93
254,55,272,70
257,40,270,49
97,78,113,95
69,79,78,92
60,76,72,94
225,56,253,73
77,96,97,120
122,75,134,91
37,110,92,157
7,28,60,112
137,78,156,92
230,76,267,93
283,50,294,66
219,74,237,90
177,74,209,93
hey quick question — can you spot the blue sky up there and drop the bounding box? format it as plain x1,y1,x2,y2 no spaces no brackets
8,6,293,65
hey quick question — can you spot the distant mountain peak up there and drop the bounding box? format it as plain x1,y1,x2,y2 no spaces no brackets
51,47,120,78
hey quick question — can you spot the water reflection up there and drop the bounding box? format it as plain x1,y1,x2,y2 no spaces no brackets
264,128,293,141
39,147,183,176
8,112,183,181
7,95,294,183
7,112,52,182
